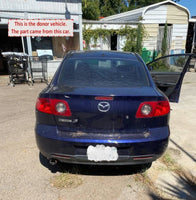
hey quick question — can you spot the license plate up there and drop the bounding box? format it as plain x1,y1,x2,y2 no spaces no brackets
87,145,118,162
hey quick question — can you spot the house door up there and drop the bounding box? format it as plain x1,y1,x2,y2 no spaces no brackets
111,34,117,51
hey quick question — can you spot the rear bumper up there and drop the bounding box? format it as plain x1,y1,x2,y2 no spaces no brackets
35,124,169,165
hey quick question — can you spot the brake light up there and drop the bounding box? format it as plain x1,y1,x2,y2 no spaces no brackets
95,96,114,101
136,100,170,118
36,98,72,116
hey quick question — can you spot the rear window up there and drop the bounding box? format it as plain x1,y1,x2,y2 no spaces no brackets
57,57,149,87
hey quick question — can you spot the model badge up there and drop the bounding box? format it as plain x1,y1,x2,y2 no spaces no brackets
98,102,110,112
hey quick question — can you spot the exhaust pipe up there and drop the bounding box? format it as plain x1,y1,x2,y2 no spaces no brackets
49,158,58,166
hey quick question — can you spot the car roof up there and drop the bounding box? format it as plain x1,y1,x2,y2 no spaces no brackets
66,51,139,60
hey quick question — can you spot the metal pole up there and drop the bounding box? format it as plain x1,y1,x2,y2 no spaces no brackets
26,37,32,56
79,14,83,51
23,12,32,83
21,37,25,53
24,12,32,56
192,22,196,53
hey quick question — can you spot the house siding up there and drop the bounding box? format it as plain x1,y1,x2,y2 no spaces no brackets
0,0,81,14
142,3,189,54
167,4,188,24
171,24,188,51
143,24,159,51
0,0,81,24
143,5,167,24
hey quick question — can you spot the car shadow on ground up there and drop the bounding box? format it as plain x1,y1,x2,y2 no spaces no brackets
39,153,152,176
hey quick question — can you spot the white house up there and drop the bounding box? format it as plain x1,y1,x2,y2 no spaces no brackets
84,0,190,57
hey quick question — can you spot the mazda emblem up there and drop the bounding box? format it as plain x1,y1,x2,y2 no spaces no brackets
97,102,110,112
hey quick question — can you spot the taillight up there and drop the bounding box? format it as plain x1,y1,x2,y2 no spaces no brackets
36,98,52,114
136,100,170,118
36,98,72,116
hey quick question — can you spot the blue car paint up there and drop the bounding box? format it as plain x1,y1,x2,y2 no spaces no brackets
35,51,192,165
36,124,169,144
35,124,169,165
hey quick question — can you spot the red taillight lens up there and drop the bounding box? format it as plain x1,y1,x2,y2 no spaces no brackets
36,98,72,116
36,98,52,114
95,96,114,101
136,100,170,118
154,101,170,117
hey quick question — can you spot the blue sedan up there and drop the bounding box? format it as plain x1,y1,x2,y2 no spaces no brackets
35,51,193,166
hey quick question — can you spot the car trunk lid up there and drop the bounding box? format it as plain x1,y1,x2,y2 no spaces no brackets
49,86,167,133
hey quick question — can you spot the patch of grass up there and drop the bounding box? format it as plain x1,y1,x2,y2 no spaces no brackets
132,152,196,199
161,152,175,167
156,165,168,172
133,172,154,188
50,173,83,189
133,172,165,199
131,152,196,199
160,151,196,188
160,152,182,174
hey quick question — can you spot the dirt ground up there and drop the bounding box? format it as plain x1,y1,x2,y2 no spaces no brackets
0,73,196,200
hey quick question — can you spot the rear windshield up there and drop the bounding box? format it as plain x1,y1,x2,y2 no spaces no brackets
58,57,149,87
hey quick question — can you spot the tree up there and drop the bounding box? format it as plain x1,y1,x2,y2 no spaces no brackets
136,22,143,55
99,0,127,17
99,0,181,18
82,0,181,20
127,0,180,10
122,23,145,54
82,0,100,20
161,23,168,56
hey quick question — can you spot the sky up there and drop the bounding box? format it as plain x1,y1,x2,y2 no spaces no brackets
178,0,196,17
